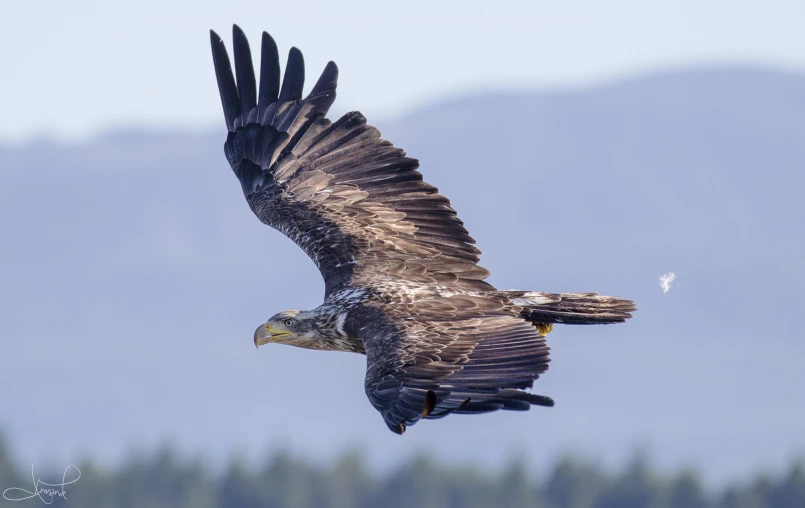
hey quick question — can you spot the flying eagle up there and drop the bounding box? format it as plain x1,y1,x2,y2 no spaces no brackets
210,26,635,434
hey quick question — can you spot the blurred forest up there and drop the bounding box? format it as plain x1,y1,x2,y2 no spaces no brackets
1,435,803,508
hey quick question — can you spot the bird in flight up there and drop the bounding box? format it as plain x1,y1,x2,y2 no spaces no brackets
210,26,636,434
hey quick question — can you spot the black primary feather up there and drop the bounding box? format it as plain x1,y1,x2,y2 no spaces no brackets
232,25,257,121
278,47,304,102
258,32,281,109
210,30,241,131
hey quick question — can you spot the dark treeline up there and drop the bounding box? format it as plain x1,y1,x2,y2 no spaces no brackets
0,435,803,508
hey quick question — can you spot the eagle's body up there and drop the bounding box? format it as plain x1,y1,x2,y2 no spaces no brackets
211,26,636,434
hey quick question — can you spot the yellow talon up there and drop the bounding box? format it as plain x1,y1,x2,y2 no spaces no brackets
535,322,554,335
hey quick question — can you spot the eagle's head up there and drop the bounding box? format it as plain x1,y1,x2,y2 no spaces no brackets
253,310,324,349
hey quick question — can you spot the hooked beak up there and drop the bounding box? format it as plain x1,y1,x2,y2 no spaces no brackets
254,323,291,348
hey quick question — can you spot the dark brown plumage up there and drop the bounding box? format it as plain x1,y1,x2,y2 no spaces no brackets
211,26,636,434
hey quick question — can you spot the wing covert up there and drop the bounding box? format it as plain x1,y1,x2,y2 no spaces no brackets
350,296,553,434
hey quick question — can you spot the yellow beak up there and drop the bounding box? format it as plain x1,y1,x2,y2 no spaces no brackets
253,323,291,348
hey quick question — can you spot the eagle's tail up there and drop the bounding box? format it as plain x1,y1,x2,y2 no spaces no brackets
500,291,636,327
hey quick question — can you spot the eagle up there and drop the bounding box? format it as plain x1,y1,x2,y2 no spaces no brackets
210,26,636,434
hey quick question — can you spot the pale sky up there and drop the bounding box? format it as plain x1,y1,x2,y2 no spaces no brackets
2,0,805,143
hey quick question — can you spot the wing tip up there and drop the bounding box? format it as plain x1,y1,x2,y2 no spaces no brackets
308,60,339,101
258,31,281,108
210,28,241,131
232,24,257,115
278,46,305,102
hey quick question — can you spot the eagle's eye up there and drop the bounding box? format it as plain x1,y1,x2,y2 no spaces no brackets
284,318,295,327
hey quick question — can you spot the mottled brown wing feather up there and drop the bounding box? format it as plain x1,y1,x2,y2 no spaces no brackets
211,27,491,297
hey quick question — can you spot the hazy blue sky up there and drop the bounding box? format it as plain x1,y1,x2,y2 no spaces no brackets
2,1,805,143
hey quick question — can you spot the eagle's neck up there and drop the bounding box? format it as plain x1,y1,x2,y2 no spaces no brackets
307,288,371,353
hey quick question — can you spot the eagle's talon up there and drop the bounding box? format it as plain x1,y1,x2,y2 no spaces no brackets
535,322,554,335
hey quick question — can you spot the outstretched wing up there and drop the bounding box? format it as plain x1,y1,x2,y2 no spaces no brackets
350,294,553,434
211,27,491,297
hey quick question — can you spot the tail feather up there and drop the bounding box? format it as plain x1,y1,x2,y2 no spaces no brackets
502,291,636,325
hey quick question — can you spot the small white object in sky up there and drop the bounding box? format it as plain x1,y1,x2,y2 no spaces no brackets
659,272,676,294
